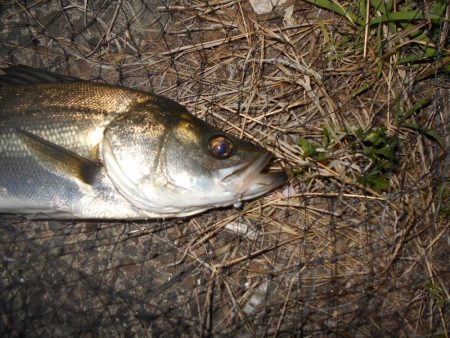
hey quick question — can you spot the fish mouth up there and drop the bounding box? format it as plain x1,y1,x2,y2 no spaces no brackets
220,152,287,200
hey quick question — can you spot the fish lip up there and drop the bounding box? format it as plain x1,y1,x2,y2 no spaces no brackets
220,152,286,196
242,170,287,200
221,152,272,183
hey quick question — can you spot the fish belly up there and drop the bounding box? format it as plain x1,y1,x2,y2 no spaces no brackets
0,158,154,219
0,156,82,216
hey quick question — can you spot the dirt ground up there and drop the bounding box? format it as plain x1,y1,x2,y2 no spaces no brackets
0,1,449,337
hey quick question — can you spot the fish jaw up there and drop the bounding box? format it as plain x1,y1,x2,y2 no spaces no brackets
217,152,287,202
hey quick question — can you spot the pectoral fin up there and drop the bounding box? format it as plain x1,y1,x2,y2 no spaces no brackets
17,129,101,185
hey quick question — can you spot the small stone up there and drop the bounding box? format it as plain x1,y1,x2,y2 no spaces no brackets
249,0,288,15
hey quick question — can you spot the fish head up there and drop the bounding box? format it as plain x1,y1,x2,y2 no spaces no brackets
102,98,286,217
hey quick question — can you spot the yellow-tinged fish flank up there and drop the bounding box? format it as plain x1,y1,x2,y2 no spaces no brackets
0,66,286,219
0,82,149,160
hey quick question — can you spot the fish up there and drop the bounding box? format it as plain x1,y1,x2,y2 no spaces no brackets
0,65,286,219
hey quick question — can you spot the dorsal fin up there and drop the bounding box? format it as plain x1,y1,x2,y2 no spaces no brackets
17,129,101,185
0,65,82,85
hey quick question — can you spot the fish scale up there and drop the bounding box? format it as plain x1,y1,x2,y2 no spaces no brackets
0,66,286,219
0,83,146,158
0,82,159,218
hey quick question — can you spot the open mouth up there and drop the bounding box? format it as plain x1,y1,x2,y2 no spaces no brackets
220,152,286,198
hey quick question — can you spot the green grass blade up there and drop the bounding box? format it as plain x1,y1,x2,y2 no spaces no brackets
397,47,441,65
369,10,443,25
402,94,434,121
404,123,446,150
305,0,364,25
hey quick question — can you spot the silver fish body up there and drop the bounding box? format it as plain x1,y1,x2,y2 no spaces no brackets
0,66,286,219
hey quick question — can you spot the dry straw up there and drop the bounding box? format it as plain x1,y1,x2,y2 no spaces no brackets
0,0,448,336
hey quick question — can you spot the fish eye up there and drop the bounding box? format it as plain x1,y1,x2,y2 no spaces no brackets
208,135,234,159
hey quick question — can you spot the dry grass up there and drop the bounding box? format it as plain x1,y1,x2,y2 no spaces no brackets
0,0,449,337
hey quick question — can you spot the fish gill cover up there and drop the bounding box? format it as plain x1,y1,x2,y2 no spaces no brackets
0,0,449,337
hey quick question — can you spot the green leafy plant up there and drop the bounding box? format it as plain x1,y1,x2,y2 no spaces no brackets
298,138,320,159
354,127,399,191
298,126,399,191
306,0,449,72
395,92,446,149
297,126,339,162
425,281,447,309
